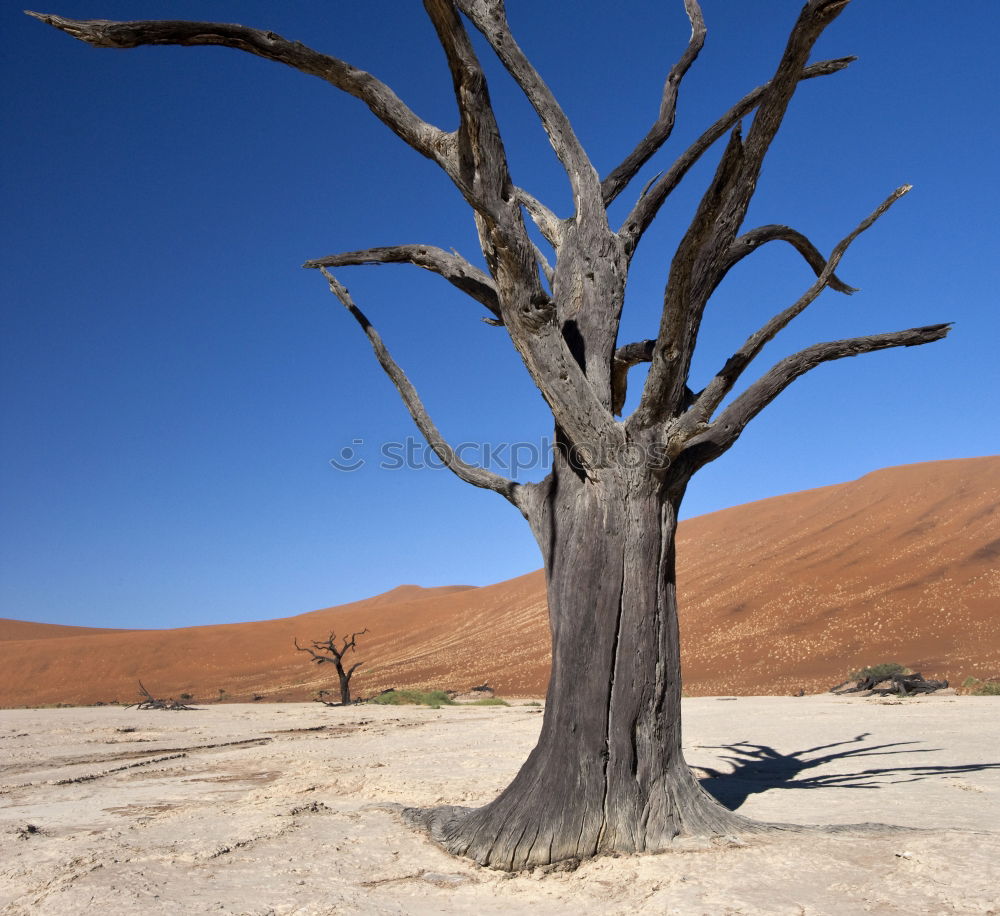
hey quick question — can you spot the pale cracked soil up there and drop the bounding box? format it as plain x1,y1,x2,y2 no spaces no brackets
1,696,998,915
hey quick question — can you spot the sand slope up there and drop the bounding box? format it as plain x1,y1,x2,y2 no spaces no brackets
1,457,997,706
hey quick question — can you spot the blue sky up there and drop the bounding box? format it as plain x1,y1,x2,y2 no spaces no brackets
3,1,997,629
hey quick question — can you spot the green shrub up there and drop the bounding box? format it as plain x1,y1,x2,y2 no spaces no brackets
468,697,509,706
525,701,542,707
850,662,908,683
366,689,455,708
972,681,1000,696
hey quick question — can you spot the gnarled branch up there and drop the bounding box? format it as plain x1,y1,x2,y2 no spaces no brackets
632,0,854,428
630,124,747,427
423,0,510,221
683,185,911,430
683,323,952,462
424,7,609,449
611,339,697,416
303,245,500,319
611,339,655,416
619,55,855,254
320,267,522,506
422,0,554,332
29,5,616,459
455,0,602,217
295,629,367,664
602,0,706,207
692,2,854,274
26,12,455,173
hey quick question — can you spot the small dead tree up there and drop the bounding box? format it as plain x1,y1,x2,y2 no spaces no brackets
295,629,368,705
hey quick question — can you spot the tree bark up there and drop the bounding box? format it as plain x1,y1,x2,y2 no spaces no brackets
336,665,352,706
405,455,748,868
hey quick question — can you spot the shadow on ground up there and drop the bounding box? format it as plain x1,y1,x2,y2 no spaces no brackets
696,732,1000,810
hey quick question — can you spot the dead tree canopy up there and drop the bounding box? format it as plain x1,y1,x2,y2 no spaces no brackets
32,0,951,871
295,629,368,706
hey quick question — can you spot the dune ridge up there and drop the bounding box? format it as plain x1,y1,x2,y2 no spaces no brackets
1,456,997,706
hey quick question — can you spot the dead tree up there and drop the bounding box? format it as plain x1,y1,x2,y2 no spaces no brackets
295,630,368,706
125,681,195,711
31,1,950,870
844,672,950,696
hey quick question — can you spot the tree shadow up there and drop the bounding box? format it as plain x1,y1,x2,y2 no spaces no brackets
695,732,1000,810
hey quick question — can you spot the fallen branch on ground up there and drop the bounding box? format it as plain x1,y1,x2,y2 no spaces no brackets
125,681,196,710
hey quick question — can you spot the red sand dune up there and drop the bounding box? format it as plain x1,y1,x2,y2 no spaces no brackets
1,457,997,706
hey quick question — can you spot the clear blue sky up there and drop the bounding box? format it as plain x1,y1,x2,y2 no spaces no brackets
2,1,997,629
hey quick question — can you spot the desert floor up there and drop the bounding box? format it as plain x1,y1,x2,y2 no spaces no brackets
1,696,998,915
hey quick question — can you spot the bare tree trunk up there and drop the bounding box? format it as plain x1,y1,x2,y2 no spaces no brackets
406,456,748,868
338,666,352,706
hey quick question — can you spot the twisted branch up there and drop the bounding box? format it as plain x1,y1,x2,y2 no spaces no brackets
320,267,522,505
602,0,706,206
632,0,855,427
303,245,500,319
455,0,602,217
682,185,912,430
684,323,952,462
723,225,856,295
619,55,855,253
26,12,455,172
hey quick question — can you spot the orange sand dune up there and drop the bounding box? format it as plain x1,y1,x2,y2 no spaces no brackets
1,457,997,706
0,620,133,641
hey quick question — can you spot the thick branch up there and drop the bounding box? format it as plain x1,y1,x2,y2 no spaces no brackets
303,245,500,319
320,268,522,505
630,124,747,425
602,0,706,207
26,12,454,171
684,323,951,460
514,187,563,249
611,339,655,416
424,3,611,449
422,0,511,222
422,2,554,319
619,55,855,252
33,7,604,452
633,1,854,427
687,2,855,282
683,186,911,430
455,0,603,217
